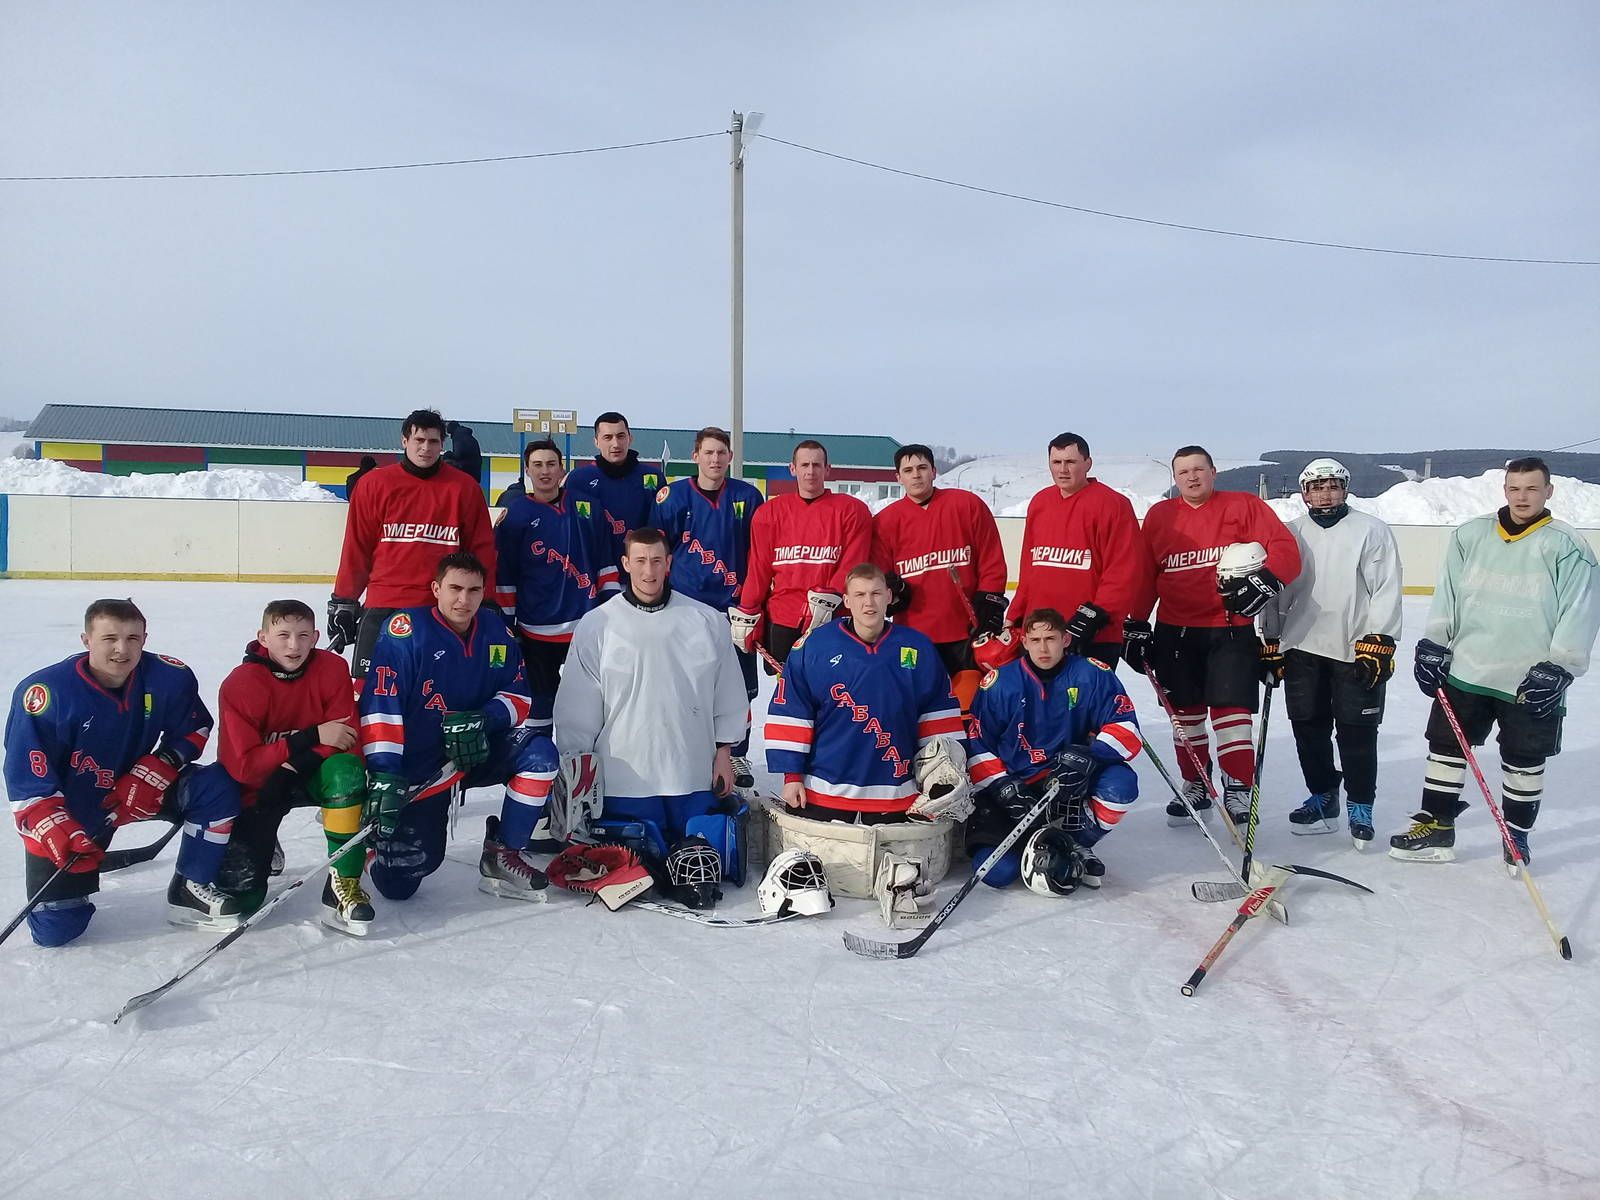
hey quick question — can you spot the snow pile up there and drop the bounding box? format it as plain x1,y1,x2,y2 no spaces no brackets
1268,469,1600,527
0,456,340,502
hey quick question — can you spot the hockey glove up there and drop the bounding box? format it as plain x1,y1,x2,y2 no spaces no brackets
1064,603,1109,652
1352,633,1396,690
972,591,1009,636
804,589,842,634
1219,566,1282,619
1413,638,1452,697
17,799,103,872
441,710,491,771
103,749,182,826
1258,639,1285,689
980,777,1035,827
363,771,410,838
1516,661,1574,719
327,596,361,654
1121,618,1153,676
728,606,761,654
885,572,912,618
1045,746,1096,804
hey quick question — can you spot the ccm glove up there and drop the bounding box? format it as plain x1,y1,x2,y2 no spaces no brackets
17,799,103,872
972,591,1009,636
1045,745,1096,804
1352,633,1396,690
327,597,361,654
1064,603,1109,651
441,710,491,770
1121,619,1153,676
363,772,410,838
885,573,912,618
1516,661,1574,719
1219,567,1283,618
1413,638,1452,697
1258,640,1285,689
103,749,182,826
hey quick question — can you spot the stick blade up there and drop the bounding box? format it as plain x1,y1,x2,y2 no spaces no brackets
1191,879,1288,924
113,982,173,1024
841,929,918,960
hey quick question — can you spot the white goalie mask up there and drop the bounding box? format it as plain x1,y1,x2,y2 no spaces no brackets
758,849,835,917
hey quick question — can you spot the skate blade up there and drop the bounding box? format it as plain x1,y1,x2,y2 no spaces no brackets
1078,876,1103,890
1167,811,1213,828
1351,836,1371,852
320,910,373,937
166,907,242,933
1290,819,1336,836
478,877,549,902
1387,846,1455,863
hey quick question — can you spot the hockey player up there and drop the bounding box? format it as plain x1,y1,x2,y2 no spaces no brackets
215,600,374,932
360,553,558,902
1128,445,1300,825
871,443,1008,712
732,439,873,668
765,563,967,821
966,607,1142,889
1008,433,1155,666
493,439,620,735
1260,459,1403,849
649,426,766,787
554,528,748,864
5,599,241,945
564,411,665,579
1391,457,1599,868
329,408,496,687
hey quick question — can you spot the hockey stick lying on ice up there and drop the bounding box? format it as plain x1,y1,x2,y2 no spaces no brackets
1436,687,1572,961
1181,865,1290,997
841,780,1061,960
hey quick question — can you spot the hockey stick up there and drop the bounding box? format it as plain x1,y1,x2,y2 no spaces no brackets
1181,865,1290,996
1139,734,1287,923
841,781,1060,960
754,642,785,677
945,565,980,636
100,821,182,873
1144,666,1249,855
1435,687,1572,961
0,854,98,947
633,898,800,927
1241,685,1272,885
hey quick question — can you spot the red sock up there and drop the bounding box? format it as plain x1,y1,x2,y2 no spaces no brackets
1171,706,1211,782
1211,706,1254,785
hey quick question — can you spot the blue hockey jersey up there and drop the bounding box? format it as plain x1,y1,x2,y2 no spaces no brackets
968,655,1142,829
360,607,533,786
5,652,212,830
649,477,765,610
565,452,665,572
765,619,966,813
494,490,620,642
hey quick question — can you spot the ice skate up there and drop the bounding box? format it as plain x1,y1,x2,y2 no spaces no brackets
1289,789,1340,836
1166,779,1213,827
1388,812,1456,863
1347,802,1374,850
1503,829,1531,877
479,816,549,901
321,872,375,936
166,873,244,931
1221,778,1251,826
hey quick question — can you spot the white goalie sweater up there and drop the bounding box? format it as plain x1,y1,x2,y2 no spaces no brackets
1261,508,1403,662
554,588,748,798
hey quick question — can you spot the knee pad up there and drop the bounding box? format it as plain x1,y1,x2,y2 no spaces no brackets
316,753,367,805
29,898,95,947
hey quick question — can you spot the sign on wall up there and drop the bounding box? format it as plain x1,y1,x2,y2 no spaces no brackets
513,408,580,436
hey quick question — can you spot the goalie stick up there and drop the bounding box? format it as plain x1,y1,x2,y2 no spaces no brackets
633,898,800,927
841,780,1060,960
1435,687,1572,962
1181,866,1291,996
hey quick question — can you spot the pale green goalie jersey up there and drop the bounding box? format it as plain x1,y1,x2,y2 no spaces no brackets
1426,513,1600,702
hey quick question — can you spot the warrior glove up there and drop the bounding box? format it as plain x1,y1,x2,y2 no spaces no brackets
1353,633,1396,690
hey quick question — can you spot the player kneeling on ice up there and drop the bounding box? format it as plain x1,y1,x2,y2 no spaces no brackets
965,608,1142,894
553,527,750,900
6,600,242,945
359,552,558,904
214,600,374,934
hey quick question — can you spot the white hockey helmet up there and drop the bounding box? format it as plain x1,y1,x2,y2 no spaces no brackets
1216,541,1268,582
758,848,835,917
1298,457,1350,492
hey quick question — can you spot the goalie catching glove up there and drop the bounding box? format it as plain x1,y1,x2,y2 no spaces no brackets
441,710,490,770
908,736,974,821
547,844,653,912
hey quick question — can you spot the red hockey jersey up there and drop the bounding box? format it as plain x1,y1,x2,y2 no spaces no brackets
1007,480,1155,647
217,645,356,806
738,491,873,629
1142,490,1301,628
333,463,496,608
872,488,1007,643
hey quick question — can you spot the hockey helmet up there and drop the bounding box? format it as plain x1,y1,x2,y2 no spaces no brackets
758,849,835,917
1298,457,1350,493
1215,541,1268,582
1020,826,1083,897
665,836,723,910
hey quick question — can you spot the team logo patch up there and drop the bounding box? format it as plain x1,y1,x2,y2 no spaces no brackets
644,474,660,489
576,500,592,520
1068,687,1079,707
978,670,997,690
387,613,414,638
899,647,919,669
157,654,187,668
655,485,671,503
733,501,746,518
21,683,49,715
490,644,507,668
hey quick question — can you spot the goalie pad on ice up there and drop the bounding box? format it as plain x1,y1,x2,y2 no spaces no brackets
548,753,603,845
909,736,974,822
873,852,933,928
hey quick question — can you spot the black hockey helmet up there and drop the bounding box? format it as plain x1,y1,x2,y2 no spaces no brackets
665,836,723,909
1021,826,1083,897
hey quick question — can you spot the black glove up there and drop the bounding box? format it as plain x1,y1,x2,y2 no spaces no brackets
1219,567,1282,618
1414,638,1452,697
982,777,1033,826
886,572,912,618
1064,603,1109,652
972,591,1009,636
1517,661,1574,719
1258,639,1285,689
1352,633,1396,690
441,710,491,770
1121,618,1153,676
327,597,361,654
1044,745,1095,804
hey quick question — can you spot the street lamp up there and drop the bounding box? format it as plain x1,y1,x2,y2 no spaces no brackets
731,110,764,479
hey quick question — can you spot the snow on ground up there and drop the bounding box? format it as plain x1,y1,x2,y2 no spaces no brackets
0,457,340,501
2,583,1598,1199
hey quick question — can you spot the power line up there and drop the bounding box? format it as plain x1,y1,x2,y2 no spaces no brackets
1545,434,1600,452
762,135,1600,267
0,131,727,181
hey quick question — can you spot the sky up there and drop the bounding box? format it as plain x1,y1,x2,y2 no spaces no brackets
2,3,1596,460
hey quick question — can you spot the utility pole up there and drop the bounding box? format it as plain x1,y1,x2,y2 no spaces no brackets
730,110,763,479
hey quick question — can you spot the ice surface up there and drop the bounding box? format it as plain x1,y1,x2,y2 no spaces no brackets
1,583,1597,1198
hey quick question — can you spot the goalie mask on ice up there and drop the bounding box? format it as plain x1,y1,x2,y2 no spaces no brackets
909,736,974,822
758,849,835,917
665,835,723,910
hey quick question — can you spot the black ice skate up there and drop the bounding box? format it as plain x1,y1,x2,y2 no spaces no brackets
1289,789,1340,836
166,873,244,931
1388,812,1456,863
321,872,375,936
